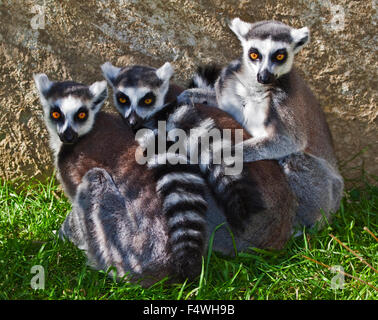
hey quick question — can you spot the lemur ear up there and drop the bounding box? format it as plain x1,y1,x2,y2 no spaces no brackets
33,73,52,97
156,62,174,83
89,80,108,112
229,17,251,42
101,62,121,87
291,27,310,54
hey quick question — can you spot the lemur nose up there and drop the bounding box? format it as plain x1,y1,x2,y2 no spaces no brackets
257,70,275,84
60,127,78,144
127,111,142,131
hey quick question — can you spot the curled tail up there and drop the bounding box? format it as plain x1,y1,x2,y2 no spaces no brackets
187,117,266,233
154,162,208,281
203,162,266,232
179,64,222,106
188,64,222,90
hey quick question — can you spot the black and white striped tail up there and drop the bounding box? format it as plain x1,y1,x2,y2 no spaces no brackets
188,117,266,233
188,64,222,90
203,162,266,231
154,161,208,281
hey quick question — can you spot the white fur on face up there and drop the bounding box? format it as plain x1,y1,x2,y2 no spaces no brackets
45,95,96,138
115,85,167,120
241,38,294,80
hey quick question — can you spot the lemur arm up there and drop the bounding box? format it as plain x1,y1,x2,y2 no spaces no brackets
238,134,304,163
234,107,307,163
177,88,218,107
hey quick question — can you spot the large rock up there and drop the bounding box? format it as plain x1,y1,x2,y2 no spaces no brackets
0,0,376,184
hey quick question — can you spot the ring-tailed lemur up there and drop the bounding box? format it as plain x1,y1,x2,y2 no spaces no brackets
178,19,344,228
33,74,177,285
34,74,297,284
101,62,212,280
101,62,266,235
33,74,108,180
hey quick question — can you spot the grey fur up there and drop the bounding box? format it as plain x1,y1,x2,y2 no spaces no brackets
59,165,295,279
101,62,173,126
244,20,293,42
33,74,108,159
44,81,93,100
109,63,267,232
103,62,210,280
36,72,295,284
178,19,343,228
177,87,218,107
60,168,171,286
105,65,163,89
53,109,295,284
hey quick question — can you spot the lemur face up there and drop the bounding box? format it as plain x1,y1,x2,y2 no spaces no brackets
229,18,310,85
101,62,174,131
34,74,107,144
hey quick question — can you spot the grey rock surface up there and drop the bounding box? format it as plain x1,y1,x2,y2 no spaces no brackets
0,0,376,184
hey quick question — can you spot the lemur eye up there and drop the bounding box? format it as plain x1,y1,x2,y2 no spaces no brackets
78,112,87,120
75,107,89,122
117,93,129,105
249,48,260,61
51,111,61,119
276,54,285,61
139,92,156,107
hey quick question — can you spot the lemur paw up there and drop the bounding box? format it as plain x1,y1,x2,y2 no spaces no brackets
177,90,194,105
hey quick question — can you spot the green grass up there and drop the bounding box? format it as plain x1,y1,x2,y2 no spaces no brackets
0,175,377,300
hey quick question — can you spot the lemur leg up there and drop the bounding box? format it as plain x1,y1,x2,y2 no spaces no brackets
59,168,170,285
279,153,344,229
59,168,130,276
177,88,217,107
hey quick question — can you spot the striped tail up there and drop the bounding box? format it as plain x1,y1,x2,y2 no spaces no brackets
154,162,208,281
189,118,266,233
203,162,266,232
188,64,222,90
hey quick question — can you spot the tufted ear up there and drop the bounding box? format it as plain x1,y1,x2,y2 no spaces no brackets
33,73,52,98
89,80,108,112
291,27,310,54
156,62,174,83
101,62,121,87
229,17,252,42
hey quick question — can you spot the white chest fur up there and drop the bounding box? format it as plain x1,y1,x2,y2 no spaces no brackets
219,80,270,139
242,92,270,138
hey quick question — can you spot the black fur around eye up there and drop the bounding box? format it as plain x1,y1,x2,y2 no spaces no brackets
272,49,287,63
139,92,156,108
50,107,64,122
75,106,89,122
249,48,260,61
116,92,130,106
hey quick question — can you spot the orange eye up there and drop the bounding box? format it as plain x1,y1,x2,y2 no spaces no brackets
144,98,152,105
119,97,127,104
276,54,285,61
52,111,61,119
250,52,259,60
78,112,86,120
